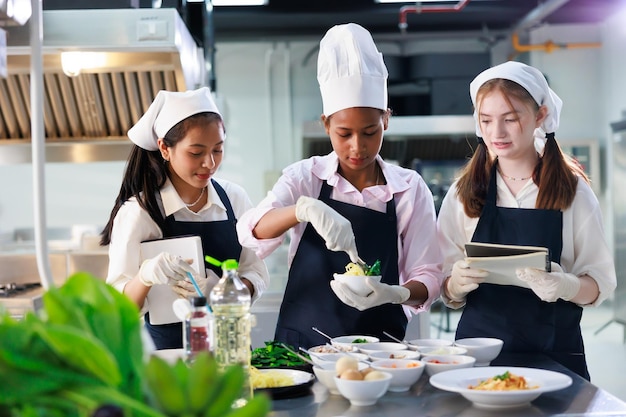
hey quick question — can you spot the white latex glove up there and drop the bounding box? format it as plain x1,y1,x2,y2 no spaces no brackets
330,277,410,311
515,262,581,302
295,196,359,263
138,252,196,287
446,260,489,302
172,269,221,299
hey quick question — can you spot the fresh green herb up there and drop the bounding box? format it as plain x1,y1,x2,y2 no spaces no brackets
494,371,511,381
251,341,309,368
366,260,381,276
351,338,368,344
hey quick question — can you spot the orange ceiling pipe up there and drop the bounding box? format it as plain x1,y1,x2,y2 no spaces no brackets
511,32,601,54
398,0,471,33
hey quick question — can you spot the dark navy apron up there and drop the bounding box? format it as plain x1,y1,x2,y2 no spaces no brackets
145,179,242,350
456,162,588,379
275,178,407,350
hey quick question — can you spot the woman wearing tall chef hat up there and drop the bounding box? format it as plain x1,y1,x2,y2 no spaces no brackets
237,23,443,349
437,61,616,379
101,87,269,350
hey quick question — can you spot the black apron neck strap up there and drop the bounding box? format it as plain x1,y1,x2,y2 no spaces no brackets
486,161,499,205
211,179,236,221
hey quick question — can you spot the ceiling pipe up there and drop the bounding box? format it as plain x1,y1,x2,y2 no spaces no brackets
511,32,601,54
512,0,572,33
399,0,471,33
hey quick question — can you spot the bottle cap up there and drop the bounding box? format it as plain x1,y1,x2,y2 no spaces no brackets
192,296,207,307
222,259,239,270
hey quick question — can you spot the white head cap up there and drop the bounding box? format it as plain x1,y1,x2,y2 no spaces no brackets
127,87,221,151
469,61,562,139
317,23,388,117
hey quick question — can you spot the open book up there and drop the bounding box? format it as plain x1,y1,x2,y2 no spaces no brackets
140,235,205,325
464,242,550,288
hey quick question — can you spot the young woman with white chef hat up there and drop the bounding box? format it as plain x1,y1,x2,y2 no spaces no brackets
437,61,616,379
100,87,269,350
237,23,443,349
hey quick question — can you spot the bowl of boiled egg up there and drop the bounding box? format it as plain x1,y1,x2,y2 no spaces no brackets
332,356,392,406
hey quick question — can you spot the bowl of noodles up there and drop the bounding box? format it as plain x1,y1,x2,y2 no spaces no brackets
429,366,572,409
333,261,382,297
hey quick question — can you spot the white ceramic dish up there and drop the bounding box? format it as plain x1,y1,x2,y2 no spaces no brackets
334,371,392,406
429,366,572,410
252,369,315,399
308,344,356,354
371,359,425,392
454,337,504,366
309,352,369,367
312,362,369,395
369,350,421,361
407,338,453,352
333,273,382,297
357,341,408,355
331,335,380,350
423,354,476,376
419,346,468,357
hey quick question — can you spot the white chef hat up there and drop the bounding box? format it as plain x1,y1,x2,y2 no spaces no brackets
469,61,562,139
317,23,388,117
127,87,221,151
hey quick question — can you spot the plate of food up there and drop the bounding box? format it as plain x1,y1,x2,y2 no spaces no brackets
429,366,572,409
251,367,315,399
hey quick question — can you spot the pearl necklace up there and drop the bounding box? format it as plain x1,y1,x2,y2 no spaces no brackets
184,187,205,207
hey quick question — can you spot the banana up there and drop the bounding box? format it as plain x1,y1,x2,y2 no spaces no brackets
203,364,245,417
186,352,218,413
223,394,271,417
143,355,188,416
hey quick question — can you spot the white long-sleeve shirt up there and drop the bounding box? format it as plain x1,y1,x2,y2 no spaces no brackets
437,172,616,307
106,178,269,307
237,152,444,317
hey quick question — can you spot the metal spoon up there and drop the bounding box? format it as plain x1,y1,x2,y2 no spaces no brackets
312,326,333,341
324,343,372,365
383,331,416,349
278,343,316,366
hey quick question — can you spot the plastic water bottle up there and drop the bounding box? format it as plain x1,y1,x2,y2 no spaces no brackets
209,259,252,404
184,297,211,362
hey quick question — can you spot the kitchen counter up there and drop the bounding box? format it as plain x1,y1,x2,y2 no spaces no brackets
269,353,626,416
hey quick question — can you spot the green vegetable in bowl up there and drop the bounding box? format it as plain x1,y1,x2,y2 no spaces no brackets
251,341,309,368
351,338,368,344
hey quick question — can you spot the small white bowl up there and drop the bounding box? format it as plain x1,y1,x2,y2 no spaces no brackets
454,337,504,366
407,338,453,352
333,274,382,297
331,335,380,350
419,346,468,357
356,342,408,355
312,362,369,395
309,352,369,367
423,354,476,376
371,359,425,392
369,350,421,361
308,344,356,355
334,371,392,406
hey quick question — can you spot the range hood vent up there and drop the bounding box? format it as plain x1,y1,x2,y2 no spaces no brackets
0,8,203,163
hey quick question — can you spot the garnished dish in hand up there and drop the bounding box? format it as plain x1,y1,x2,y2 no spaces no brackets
333,260,383,296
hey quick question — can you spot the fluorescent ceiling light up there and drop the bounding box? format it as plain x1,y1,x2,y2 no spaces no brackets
186,0,268,5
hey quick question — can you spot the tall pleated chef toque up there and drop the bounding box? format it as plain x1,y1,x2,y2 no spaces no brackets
127,87,221,151
317,23,388,117
469,60,563,139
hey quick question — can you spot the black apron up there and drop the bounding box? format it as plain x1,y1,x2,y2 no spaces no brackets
145,179,242,350
275,179,407,350
456,163,588,379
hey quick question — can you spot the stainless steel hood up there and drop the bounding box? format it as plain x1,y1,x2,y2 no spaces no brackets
0,8,203,164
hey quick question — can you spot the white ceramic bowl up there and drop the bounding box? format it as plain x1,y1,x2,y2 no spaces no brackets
370,359,425,392
368,349,421,361
333,274,382,297
356,342,408,355
309,352,369,367
333,371,392,406
423,354,476,376
407,338,453,352
454,337,504,366
312,362,370,395
331,335,380,350
419,346,468,357
308,344,356,355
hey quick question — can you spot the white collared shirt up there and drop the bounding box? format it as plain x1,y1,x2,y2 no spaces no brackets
106,177,269,304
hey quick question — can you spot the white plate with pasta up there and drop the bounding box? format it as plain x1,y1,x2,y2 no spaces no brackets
251,368,315,399
429,366,572,409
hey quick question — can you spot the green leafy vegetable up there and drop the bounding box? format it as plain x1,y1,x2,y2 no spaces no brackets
251,341,309,368
494,371,511,381
351,338,368,344
366,260,381,276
